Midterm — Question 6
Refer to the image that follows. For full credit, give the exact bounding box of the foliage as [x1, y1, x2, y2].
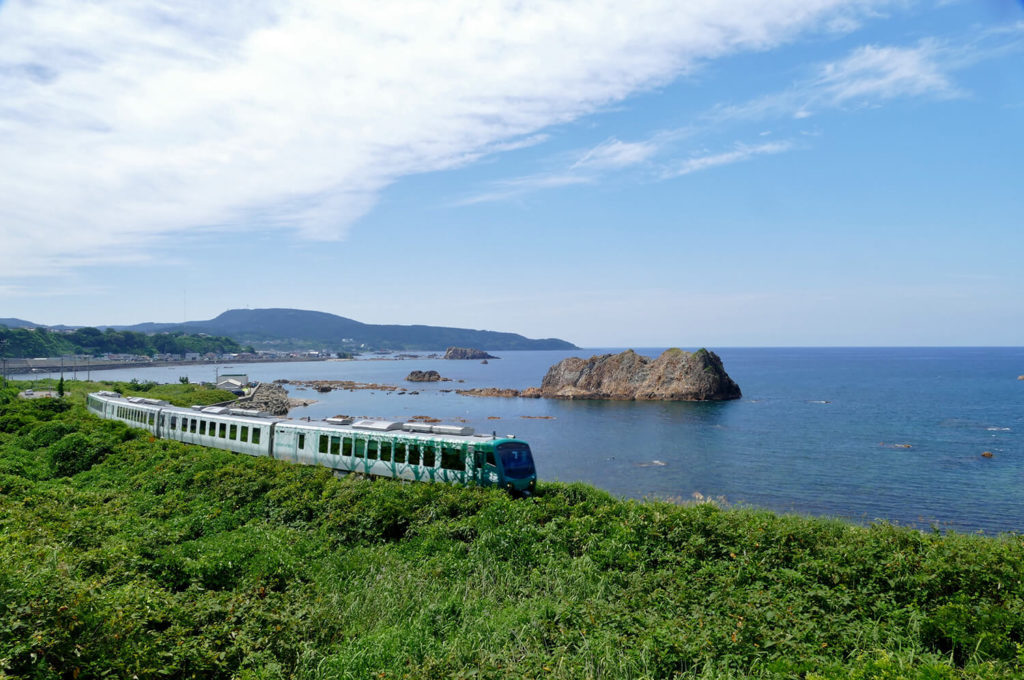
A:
[0, 326, 245, 359]
[1, 393, 1023, 678]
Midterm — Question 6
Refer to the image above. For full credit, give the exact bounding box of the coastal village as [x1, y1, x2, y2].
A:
[2, 348, 339, 376]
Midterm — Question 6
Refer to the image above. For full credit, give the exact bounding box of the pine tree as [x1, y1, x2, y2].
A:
[57, 375, 65, 397]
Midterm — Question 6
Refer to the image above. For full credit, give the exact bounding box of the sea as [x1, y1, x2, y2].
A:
[20, 347, 1024, 534]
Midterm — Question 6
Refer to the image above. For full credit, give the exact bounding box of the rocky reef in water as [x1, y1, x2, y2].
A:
[406, 370, 449, 382]
[536, 348, 741, 401]
[444, 347, 498, 360]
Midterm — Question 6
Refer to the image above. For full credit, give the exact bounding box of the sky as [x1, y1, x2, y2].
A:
[1, 0, 1022, 347]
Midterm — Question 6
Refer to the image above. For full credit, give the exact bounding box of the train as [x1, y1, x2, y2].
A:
[86, 390, 537, 494]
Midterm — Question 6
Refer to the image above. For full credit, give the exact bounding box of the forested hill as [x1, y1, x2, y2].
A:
[0, 326, 246, 358]
[110, 308, 577, 351]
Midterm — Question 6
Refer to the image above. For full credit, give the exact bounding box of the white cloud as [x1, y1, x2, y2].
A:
[816, 41, 958, 104]
[572, 138, 660, 170]
[664, 141, 793, 177]
[714, 38, 970, 122]
[0, 0, 895, 277]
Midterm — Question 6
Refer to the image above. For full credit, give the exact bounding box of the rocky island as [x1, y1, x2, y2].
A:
[444, 347, 498, 360]
[406, 370, 449, 382]
[536, 348, 741, 401]
[457, 348, 741, 401]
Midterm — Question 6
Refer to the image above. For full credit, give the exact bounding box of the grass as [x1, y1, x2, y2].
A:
[0, 381, 1022, 678]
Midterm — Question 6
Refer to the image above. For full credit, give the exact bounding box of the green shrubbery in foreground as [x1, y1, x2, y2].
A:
[1, 384, 1023, 679]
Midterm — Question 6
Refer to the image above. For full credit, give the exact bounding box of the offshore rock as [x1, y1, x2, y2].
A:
[538, 348, 741, 401]
[444, 347, 498, 360]
[406, 370, 443, 382]
[455, 387, 522, 398]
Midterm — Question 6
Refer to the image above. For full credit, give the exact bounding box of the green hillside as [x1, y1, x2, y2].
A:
[0, 326, 247, 359]
[1, 382, 1022, 678]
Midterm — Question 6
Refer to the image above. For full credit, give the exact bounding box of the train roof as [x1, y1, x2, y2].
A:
[89, 392, 520, 445]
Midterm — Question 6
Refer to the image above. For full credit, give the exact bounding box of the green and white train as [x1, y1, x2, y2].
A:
[87, 391, 537, 494]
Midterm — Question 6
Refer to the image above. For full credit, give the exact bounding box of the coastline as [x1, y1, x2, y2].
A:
[4, 355, 336, 377]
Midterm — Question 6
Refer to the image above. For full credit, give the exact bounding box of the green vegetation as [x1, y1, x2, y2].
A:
[0, 325, 249, 359]
[1, 383, 1022, 679]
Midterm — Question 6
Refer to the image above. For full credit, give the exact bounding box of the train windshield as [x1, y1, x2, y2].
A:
[497, 443, 535, 479]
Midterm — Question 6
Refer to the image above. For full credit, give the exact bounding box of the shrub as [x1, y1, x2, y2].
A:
[49, 432, 111, 477]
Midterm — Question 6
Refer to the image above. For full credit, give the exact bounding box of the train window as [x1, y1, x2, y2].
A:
[341, 437, 352, 457]
[422, 446, 436, 467]
[393, 442, 406, 464]
[252, 428, 261, 445]
[330, 436, 340, 455]
[170, 416, 178, 430]
[298, 433, 305, 450]
[353, 439, 364, 458]
[440, 447, 462, 471]
[189, 419, 196, 433]
[199, 420, 206, 435]
[229, 425, 237, 440]
[149, 413, 156, 426]
[219, 422, 227, 438]
[380, 442, 392, 462]
[319, 435, 328, 454]
[240, 425, 249, 442]
[486, 451, 496, 466]
[366, 440, 378, 460]
[407, 444, 420, 466]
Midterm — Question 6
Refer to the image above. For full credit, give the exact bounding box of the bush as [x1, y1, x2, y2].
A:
[49, 432, 109, 477]
[29, 420, 78, 449]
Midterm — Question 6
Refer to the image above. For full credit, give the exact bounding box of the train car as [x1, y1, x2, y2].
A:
[86, 391, 537, 494]
[86, 392, 163, 437]
[158, 404, 282, 458]
[271, 418, 537, 493]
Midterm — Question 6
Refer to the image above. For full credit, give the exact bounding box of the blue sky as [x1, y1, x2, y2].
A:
[1, 0, 1022, 346]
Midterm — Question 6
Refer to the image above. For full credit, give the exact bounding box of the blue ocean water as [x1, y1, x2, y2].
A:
[33, 347, 1024, 534]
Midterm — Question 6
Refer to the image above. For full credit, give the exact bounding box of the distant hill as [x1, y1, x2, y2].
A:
[108, 308, 576, 351]
[0, 318, 41, 329]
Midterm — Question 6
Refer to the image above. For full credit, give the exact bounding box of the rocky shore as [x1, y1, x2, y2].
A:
[231, 383, 293, 415]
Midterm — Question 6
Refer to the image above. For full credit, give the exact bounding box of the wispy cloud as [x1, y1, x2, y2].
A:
[454, 174, 593, 206]
[663, 141, 794, 178]
[0, 0, 899, 278]
[815, 41, 958, 104]
[571, 138, 660, 170]
[712, 28, 1024, 123]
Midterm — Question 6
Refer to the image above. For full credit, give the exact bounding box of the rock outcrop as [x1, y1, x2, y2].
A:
[536, 348, 741, 401]
[444, 347, 498, 360]
[238, 383, 292, 415]
[406, 370, 442, 382]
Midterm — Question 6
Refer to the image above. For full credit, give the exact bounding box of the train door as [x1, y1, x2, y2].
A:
[273, 427, 297, 462]
[481, 448, 500, 487]
[469, 446, 483, 485]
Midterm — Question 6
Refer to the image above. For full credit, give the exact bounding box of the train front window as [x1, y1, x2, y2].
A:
[497, 443, 535, 479]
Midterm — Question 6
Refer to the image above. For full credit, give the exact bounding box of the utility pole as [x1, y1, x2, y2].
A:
[0, 338, 7, 387]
